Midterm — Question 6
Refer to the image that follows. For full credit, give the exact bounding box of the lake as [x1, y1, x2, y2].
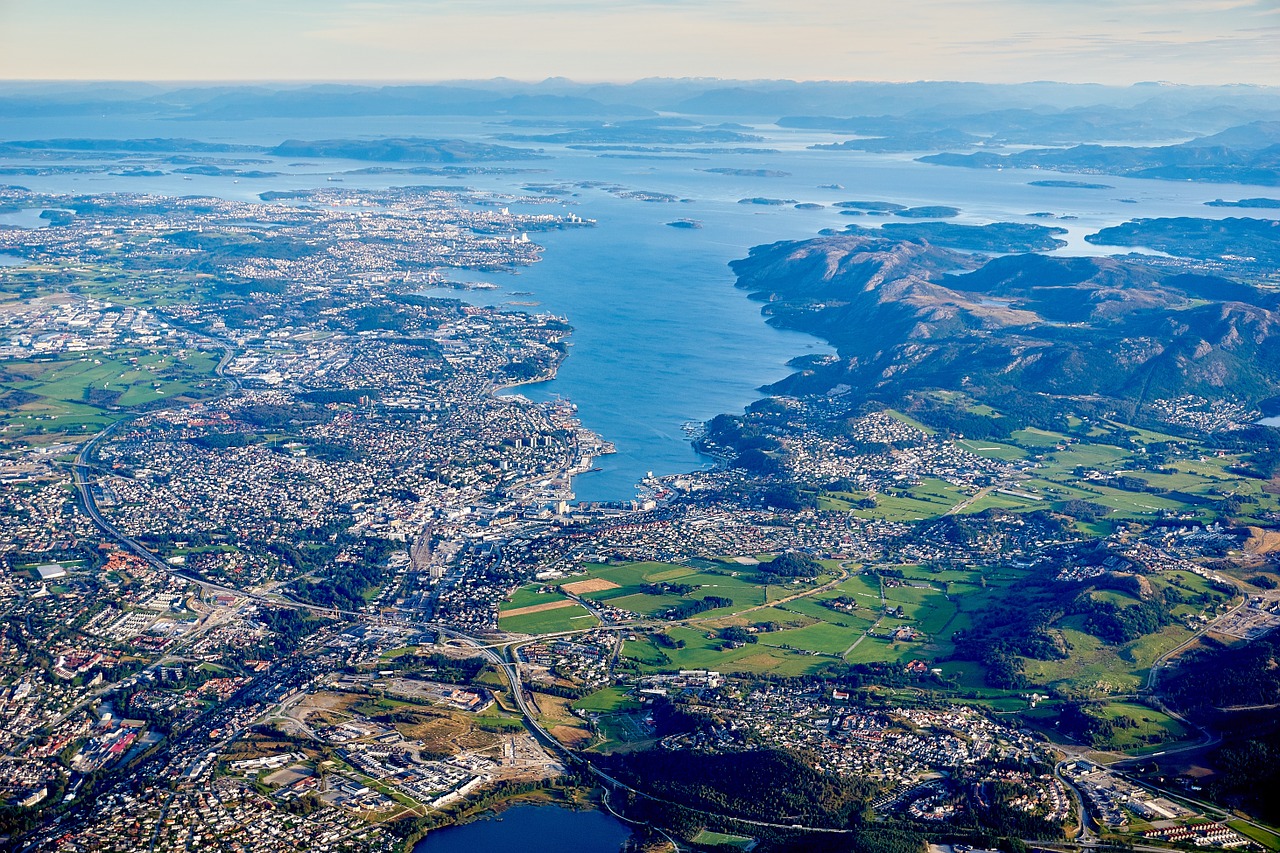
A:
[411, 804, 631, 853]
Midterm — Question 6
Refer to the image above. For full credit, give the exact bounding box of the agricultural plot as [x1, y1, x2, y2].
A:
[573, 561, 696, 590]
[621, 628, 833, 677]
[773, 596, 875, 629]
[600, 592, 688, 617]
[956, 439, 1027, 461]
[501, 584, 569, 611]
[6, 350, 216, 407]
[498, 603, 598, 635]
[841, 478, 972, 522]
[762, 621, 862, 655]
[571, 686, 638, 714]
[842, 636, 917, 665]
[1010, 427, 1069, 447]
[564, 562, 772, 619]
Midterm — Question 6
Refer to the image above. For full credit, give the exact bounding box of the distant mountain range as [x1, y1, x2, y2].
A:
[919, 121, 1280, 185]
[1, 79, 1277, 149]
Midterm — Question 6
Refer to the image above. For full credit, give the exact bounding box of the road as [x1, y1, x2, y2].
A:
[436, 627, 859, 836]
[1145, 598, 1246, 693]
[1054, 760, 1094, 842]
[841, 573, 886, 658]
[945, 484, 996, 516]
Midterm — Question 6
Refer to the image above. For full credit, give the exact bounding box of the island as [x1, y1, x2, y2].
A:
[1206, 197, 1280, 208]
[1084, 216, 1280, 265]
[1028, 179, 1114, 189]
[895, 205, 960, 218]
[700, 167, 791, 177]
[842, 220, 1068, 252]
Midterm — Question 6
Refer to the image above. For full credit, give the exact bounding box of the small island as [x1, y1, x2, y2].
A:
[666, 218, 703, 229]
[738, 197, 796, 205]
[1028, 179, 1114, 189]
[701, 167, 791, 177]
[896, 205, 960, 218]
[794, 202, 825, 210]
[1206, 197, 1280, 208]
[834, 200, 907, 211]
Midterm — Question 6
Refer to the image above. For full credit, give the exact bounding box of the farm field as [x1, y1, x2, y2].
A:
[0, 347, 220, 436]
[504, 552, 1229, 723]
[498, 603, 598, 635]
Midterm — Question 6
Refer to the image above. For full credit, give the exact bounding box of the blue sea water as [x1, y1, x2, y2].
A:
[1, 113, 1271, 499]
[410, 804, 630, 853]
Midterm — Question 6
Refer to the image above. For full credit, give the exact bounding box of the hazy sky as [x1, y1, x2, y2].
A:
[1, 0, 1277, 85]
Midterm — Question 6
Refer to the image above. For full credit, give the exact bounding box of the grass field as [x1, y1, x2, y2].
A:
[561, 562, 772, 619]
[957, 439, 1027, 461]
[498, 604, 598, 635]
[1093, 700, 1190, 749]
[572, 686, 638, 714]
[764, 621, 862, 655]
[500, 584, 569, 611]
[622, 628, 833, 677]
[835, 477, 972, 522]
[1022, 620, 1195, 695]
[691, 830, 756, 849]
[590, 712, 654, 752]
[0, 348, 220, 437]
[1228, 820, 1280, 851]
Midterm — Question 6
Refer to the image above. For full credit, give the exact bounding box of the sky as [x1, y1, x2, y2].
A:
[0, 0, 1277, 86]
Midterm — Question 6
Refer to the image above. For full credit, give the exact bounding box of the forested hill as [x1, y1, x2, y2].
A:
[730, 229, 1280, 408]
[598, 747, 879, 828]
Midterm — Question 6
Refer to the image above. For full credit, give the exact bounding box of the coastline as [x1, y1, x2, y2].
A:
[400, 786, 618, 852]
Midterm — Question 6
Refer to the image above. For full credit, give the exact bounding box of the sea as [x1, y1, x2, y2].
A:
[1, 113, 1272, 500]
[409, 803, 631, 853]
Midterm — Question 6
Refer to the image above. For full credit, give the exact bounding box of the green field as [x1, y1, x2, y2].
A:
[1228, 820, 1280, 851]
[572, 686, 638, 714]
[563, 562, 772, 619]
[501, 584, 568, 611]
[691, 830, 756, 849]
[957, 439, 1027, 461]
[1022, 619, 1196, 695]
[764, 621, 863, 655]
[498, 604, 598, 635]
[0, 348, 220, 437]
[1093, 701, 1190, 750]
[622, 627, 835, 677]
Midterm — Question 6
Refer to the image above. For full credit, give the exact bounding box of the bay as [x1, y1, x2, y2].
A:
[0, 208, 50, 229]
[411, 804, 630, 853]
[1, 113, 1273, 499]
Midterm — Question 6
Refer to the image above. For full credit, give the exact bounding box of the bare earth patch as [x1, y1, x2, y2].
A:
[502, 599, 579, 618]
[561, 578, 621, 595]
[549, 725, 593, 748]
[1244, 525, 1280, 556]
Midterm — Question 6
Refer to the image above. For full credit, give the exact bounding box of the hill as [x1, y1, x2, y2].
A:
[730, 231, 1280, 407]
